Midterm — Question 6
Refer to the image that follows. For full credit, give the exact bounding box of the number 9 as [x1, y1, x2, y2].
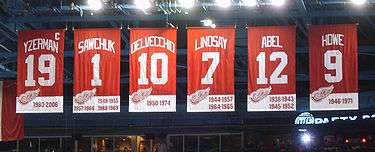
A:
[324, 50, 343, 83]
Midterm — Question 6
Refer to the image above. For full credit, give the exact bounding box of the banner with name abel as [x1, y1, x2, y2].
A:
[248, 26, 296, 111]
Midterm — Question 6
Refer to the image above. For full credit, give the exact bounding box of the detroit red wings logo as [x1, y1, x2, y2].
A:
[311, 85, 334, 102]
[190, 87, 210, 105]
[74, 88, 96, 105]
[131, 87, 152, 103]
[18, 89, 40, 105]
[249, 86, 272, 103]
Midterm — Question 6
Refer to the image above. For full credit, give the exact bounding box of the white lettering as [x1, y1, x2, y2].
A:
[195, 36, 228, 51]
[261, 36, 283, 48]
[24, 38, 59, 53]
[78, 38, 115, 54]
[130, 36, 175, 54]
[321, 33, 344, 47]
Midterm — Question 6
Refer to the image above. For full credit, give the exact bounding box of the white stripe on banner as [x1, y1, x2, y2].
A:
[16, 96, 63, 113]
[0, 81, 3, 141]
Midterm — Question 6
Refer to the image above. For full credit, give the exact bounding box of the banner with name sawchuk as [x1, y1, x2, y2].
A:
[17, 29, 64, 113]
[73, 28, 121, 113]
[309, 24, 358, 111]
[129, 28, 176, 112]
[187, 27, 235, 112]
[247, 26, 296, 111]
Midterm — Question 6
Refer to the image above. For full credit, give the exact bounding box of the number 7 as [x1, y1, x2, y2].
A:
[201, 52, 220, 85]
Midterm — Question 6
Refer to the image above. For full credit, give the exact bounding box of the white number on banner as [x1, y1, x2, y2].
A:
[256, 52, 288, 84]
[91, 54, 102, 86]
[138, 53, 168, 85]
[25, 54, 56, 86]
[324, 50, 343, 83]
[201, 52, 220, 84]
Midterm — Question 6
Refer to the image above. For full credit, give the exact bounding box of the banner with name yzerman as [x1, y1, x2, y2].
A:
[73, 28, 121, 113]
[187, 27, 235, 112]
[309, 24, 358, 111]
[247, 26, 296, 111]
[17, 29, 64, 113]
[129, 28, 176, 112]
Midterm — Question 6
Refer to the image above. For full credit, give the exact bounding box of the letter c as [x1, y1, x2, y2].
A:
[55, 33, 60, 40]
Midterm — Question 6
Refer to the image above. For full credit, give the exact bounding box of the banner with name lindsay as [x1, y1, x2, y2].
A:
[17, 29, 64, 113]
[247, 26, 296, 111]
[129, 28, 177, 112]
[309, 24, 358, 111]
[187, 27, 235, 112]
[73, 28, 121, 113]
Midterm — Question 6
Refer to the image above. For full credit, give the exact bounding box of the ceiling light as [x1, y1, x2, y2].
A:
[134, 0, 151, 10]
[351, 0, 367, 5]
[301, 133, 311, 144]
[241, 0, 257, 7]
[201, 19, 216, 28]
[270, 0, 285, 7]
[87, 0, 102, 10]
[361, 138, 367, 143]
[179, 0, 195, 9]
[215, 0, 231, 8]
[201, 19, 213, 26]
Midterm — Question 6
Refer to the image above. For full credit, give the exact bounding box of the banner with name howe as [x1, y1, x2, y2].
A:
[309, 24, 358, 111]
[73, 28, 121, 113]
[247, 26, 296, 111]
[187, 27, 235, 112]
[129, 28, 177, 112]
[17, 29, 64, 113]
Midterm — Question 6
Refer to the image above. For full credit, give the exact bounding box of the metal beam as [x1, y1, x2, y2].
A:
[12, 9, 375, 23]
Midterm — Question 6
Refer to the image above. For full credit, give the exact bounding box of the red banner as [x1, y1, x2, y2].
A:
[187, 27, 235, 112]
[247, 26, 296, 111]
[129, 28, 176, 112]
[309, 24, 358, 110]
[17, 29, 64, 113]
[73, 28, 121, 113]
[1, 81, 24, 141]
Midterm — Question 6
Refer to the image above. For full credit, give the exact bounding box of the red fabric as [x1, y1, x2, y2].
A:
[73, 28, 121, 113]
[17, 30, 64, 98]
[248, 26, 296, 95]
[129, 28, 177, 95]
[187, 27, 235, 95]
[73, 28, 121, 96]
[2, 81, 24, 141]
[309, 24, 358, 93]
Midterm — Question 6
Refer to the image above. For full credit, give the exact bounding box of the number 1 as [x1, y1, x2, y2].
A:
[91, 54, 102, 86]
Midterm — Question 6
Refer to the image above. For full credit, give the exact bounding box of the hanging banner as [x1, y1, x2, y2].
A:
[187, 27, 235, 112]
[247, 26, 296, 111]
[129, 28, 177, 112]
[73, 28, 121, 113]
[17, 29, 64, 113]
[0, 81, 24, 141]
[309, 24, 358, 111]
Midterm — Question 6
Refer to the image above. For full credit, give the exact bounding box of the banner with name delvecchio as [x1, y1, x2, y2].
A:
[309, 24, 358, 111]
[17, 29, 64, 113]
[187, 27, 235, 112]
[73, 28, 121, 113]
[248, 26, 296, 111]
[129, 28, 176, 112]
